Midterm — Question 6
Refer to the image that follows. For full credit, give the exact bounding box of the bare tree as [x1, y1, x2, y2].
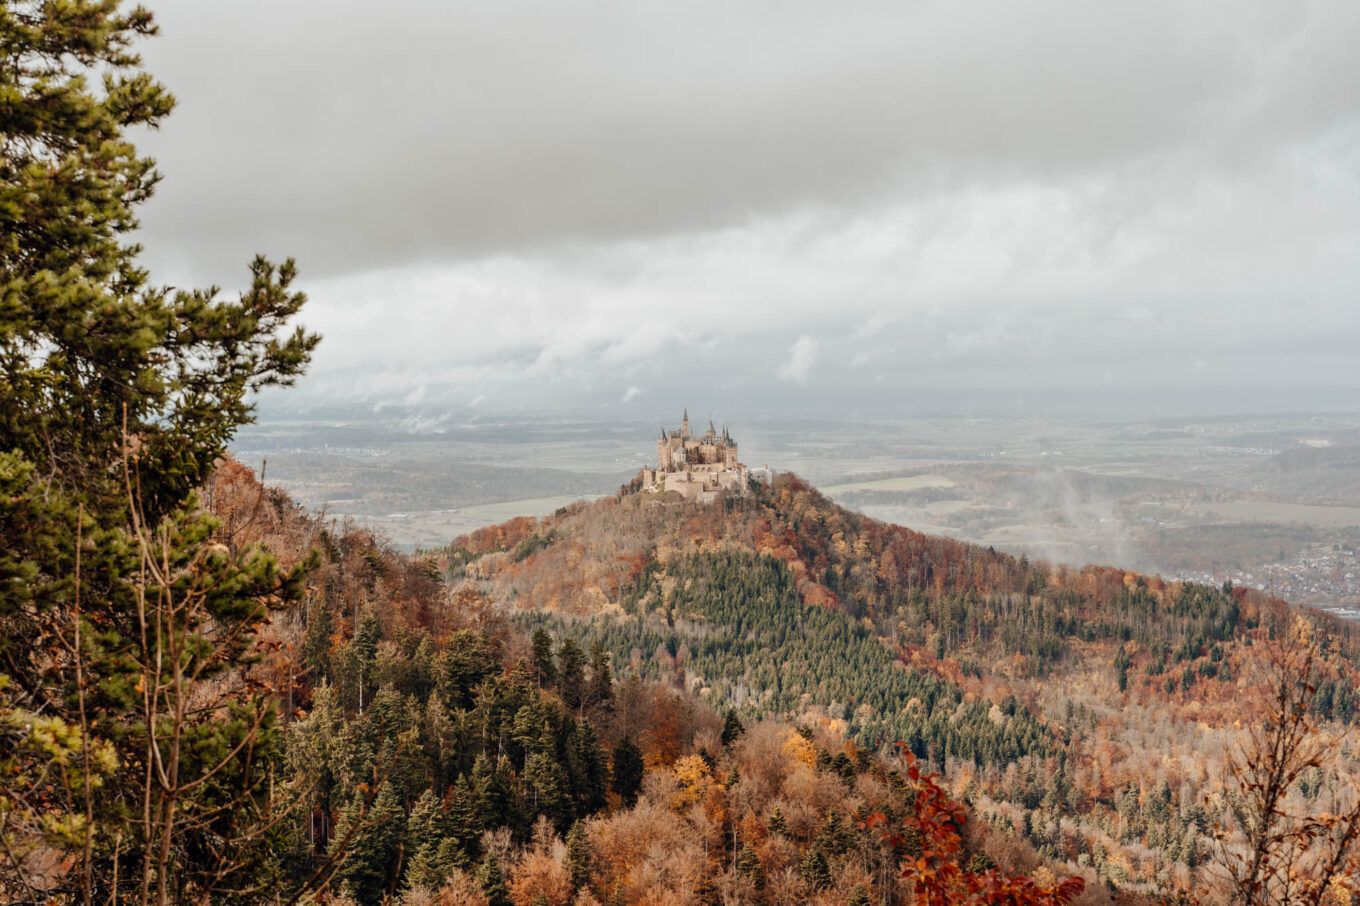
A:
[1214, 615, 1360, 905]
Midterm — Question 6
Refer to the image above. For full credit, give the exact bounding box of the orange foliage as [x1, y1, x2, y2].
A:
[871, 750, 1084, 906]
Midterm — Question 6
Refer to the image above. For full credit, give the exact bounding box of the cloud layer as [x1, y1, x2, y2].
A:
[135, 1, 1360, 414]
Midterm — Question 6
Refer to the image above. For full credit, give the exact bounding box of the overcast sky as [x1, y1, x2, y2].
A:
[135, 1, 1360, 418]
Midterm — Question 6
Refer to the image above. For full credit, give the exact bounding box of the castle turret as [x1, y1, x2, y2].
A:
[681, 409, 690, 438]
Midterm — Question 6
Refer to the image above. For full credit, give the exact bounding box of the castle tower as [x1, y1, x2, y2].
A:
[681, 409, 690, 438]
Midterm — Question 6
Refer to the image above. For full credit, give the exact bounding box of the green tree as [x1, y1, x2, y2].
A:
[0, 2, 318, 901]
[588, 639, 613, 707]
[799, 846, 831, 890]
[610, 735, 645, 807]
[557, 638, 587, 709]
[446, 775, 483, 860]
[1114, 645, 1131, 693]
[524, 750, 573, 831]
[567, 720, 609, 816]
[720, 708, 744, 747]
[472, 753, 521, 836]
[564, 821, 592, 893]
[477, 851, 512, 906]
[331, 783, 406, 904]
[531, 627, 557, 687]
[734, 842, 764, 890]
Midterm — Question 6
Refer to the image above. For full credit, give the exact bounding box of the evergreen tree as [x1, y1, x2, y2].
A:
[768, 806, 788, 835]
[331, 783, 406, 903]
[557, 638, 587, 709]
[815, 812, 856, 857]
[472, 753, 520, 835]
[524, 750, 573, 831]
[610, 735, 645, 807]
[567, 720, 609, 816]
[588, 639, 614, 707]
[0, 2, 317, 898]
[352, 608, 383, 713]
[446, 775, 483, 860]
[720, 709, 745, 747]
[799, 846, 831, 890]
[477, 851, 512, 906]
[406, 788, 445, 859]
[438, 629, 500, 709]
[1115, 645, 1131, 693]
[734, 842, 765, 890]
[847, 886, 872, 906]
[531, 627, 557, 687]
[404, 787, 466, 892]
[565, 821, 593, 893]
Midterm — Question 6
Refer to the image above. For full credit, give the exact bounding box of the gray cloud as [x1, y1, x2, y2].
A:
[133, 0, 1360, 414]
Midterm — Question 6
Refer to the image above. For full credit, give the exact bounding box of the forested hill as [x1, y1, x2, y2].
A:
[444, 472, 1360, 897]
[189, 461, 1097, 905]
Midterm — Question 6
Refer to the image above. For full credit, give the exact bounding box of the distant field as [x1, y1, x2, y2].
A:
[453, 495, 601, 523]
[1186, 500, 1360, 528]
[362, 494, 603, 551]
[822, 474, 956, 494]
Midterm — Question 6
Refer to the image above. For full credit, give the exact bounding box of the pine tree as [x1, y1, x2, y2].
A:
[564, 821, 593, 893]
[588, 639, 613, 707]
[799, 846, 831, 890]
[720, 709, 745, 747]
[567, 720, 609, 816]
[0, 3, 318, 899]
[472, 753, 520, 835]
[331, 783, 406, 903]
[815, 812, 856, 857]
[446, 775, 482, 856]
[610, 736, 645, 807]
[768, 806, 788, 835]
[557, 638, 587, 709]
[734, 842, 765, 890]
[477, 851, 512, 906]
[524, 750, 573, 831]
[847, 885, 872, 906]
[532, 627, 557, 687]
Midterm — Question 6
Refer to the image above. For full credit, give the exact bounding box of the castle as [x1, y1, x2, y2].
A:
[640, 410, 750, 502]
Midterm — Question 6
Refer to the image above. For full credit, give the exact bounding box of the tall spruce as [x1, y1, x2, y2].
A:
[610, 735, 645, 807]
[564, 821, 592, 894]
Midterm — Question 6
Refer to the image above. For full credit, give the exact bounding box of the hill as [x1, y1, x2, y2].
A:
[444, 473, 1360, 898]
[194, 461, 1097, 905]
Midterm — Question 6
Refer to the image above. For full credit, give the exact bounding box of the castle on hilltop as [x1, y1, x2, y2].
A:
[640, 410, 750, 502]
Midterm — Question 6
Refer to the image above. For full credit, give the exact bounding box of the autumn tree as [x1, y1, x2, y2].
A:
[1212, 616, 1360, 905]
